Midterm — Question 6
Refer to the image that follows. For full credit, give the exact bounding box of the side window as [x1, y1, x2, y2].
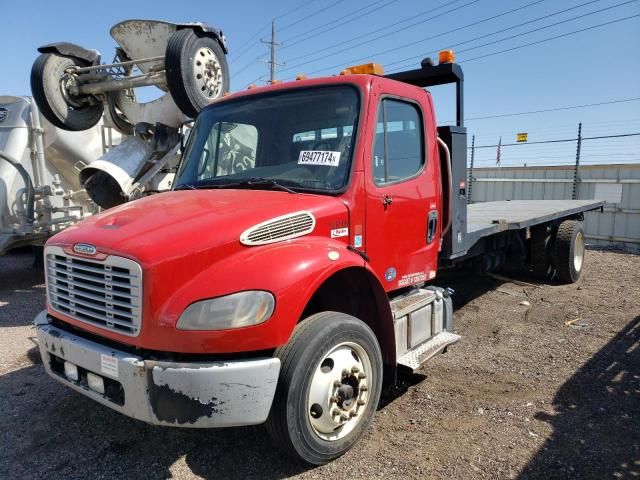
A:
[372, 99, 424, 184]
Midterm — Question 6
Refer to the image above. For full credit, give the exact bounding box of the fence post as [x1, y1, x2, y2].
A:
[572, 122, 582, 200]
[467, 134, 475, 204]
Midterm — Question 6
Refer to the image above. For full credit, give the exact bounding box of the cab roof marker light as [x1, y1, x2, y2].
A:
[339, 63, 385, 76]
[438, 50, 455, 64]
[296, 74, 308, 80]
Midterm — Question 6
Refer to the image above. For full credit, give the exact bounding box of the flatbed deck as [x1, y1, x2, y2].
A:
[448, 200, 606, 260]
[467, 200, 604, 236]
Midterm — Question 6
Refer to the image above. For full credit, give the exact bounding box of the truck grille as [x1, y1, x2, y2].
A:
[45, 246, 142, 337]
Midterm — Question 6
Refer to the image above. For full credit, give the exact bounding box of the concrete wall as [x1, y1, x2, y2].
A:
[468, 163, 640, 252]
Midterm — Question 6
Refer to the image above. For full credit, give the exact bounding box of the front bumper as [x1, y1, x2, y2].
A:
[35, 311, 280, 428]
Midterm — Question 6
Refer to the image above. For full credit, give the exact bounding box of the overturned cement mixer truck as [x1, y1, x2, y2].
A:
[0, 19, 231, 255]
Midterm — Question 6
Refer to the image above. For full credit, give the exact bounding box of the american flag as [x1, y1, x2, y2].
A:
[496, 136, 502, 166]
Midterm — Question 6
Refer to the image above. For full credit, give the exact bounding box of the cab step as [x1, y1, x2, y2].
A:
[391, 286, 459, 371]
[397, 331, 461, 370]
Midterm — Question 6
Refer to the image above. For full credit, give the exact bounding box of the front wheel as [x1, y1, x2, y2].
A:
[266, 312, 383, 465]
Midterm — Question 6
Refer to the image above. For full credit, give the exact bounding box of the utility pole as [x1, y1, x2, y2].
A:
[259, 19, 284, 83]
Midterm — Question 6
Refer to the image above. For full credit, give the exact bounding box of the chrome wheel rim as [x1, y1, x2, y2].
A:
[574, 231, 585, 272]
[193, 47, 223, 99]
[307, 341, 372, 441]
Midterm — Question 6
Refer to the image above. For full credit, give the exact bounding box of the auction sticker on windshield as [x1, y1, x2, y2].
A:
[298, 150, 341, 166]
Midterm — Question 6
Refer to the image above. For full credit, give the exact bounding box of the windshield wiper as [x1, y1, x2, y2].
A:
[238, 177, 298, 194]
[174, 177, 298, 194]
[173, 183, 197, 190]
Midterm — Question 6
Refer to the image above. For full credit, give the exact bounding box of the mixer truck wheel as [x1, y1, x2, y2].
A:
[165, 29, 229, 118]
[30, 53, 104, 131]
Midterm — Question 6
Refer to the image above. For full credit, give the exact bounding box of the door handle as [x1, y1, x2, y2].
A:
[382, 195, 393, 206]
[427, 210, 438, 244]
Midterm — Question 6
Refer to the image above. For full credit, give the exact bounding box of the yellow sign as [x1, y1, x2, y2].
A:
[517, 132, 528, 142]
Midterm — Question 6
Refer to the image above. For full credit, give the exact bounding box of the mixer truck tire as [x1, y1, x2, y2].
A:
[165, 29, 229, 118]
[30, 53, 104, 131]
[106, 92, 134, 136]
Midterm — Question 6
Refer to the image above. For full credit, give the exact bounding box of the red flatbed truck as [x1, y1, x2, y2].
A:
[35, 52, 603, 464]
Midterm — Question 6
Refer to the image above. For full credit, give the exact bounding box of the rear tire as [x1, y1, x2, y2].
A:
[552, 220, 585, 283]
[30, 53, 103, 131]
[266, 312, 383, 465]
[165, 29, 229, 118]
[530, 224, 555, 279]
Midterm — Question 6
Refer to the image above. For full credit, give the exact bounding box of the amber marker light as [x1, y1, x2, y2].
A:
[438, 50, 455, 64]
[339, 63, 385, 76]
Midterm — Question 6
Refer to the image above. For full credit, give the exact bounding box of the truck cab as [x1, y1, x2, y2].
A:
[35, 56, 597, 465]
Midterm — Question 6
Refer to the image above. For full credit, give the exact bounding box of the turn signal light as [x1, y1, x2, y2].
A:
[438, 50, 455, 64]
[339, 63, 385, 76]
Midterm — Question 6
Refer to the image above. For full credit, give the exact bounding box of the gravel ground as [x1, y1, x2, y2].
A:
[0, 249, 638, 479]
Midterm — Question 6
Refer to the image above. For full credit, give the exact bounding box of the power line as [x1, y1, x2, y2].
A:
[280, 0, 483, 74]
[233, 0, 350, 76]
[281, 0, 396, 46]
[472, 132, 640, 149]
[458, 12, 640, 65]
[279, 0, 347, 32]
[230, 0, 331, 64]
[281, 0, 468, 60]
[292, 0, 612, 76]
[443, 97, 640, 123]
[386, 0, 638, 72]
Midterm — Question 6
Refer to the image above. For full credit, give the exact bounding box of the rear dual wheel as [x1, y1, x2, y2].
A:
[530, 220, 585, 283]
[266, 312, 383, 465]
[552, 220, 585, 283]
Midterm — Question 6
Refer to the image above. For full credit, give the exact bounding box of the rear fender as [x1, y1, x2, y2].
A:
[37, 42, 101, 64]
[176, 23, 228, 53]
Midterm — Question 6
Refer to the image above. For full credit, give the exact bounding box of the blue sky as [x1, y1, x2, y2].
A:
[1, 0, 639, 166]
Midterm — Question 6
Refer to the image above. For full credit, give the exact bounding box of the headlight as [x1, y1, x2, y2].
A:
[176, 291, 275, 331]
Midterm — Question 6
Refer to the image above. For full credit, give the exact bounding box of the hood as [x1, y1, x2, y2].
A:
[48, 189, 349, 267]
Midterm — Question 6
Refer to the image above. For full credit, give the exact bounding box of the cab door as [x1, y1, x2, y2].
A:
[364, 94, 441, 292]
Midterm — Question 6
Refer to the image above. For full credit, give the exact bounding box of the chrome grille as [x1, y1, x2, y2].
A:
[45, 246, 142, 336]
[240, 211, 315, 246]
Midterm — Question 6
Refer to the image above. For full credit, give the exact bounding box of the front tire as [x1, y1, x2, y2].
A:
[165, 29, 229, 118]
[266, 312, 383, 465]
[30, 53, 103, 131]
[552, 220, 585, 283]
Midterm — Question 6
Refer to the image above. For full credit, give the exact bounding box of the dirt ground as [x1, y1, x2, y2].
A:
[0, 249, 638, 479]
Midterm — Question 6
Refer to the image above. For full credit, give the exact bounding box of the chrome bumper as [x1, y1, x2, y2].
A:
[35, 311, 280, 428]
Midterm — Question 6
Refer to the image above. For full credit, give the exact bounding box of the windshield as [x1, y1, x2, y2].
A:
[175, 85, 360, 192]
